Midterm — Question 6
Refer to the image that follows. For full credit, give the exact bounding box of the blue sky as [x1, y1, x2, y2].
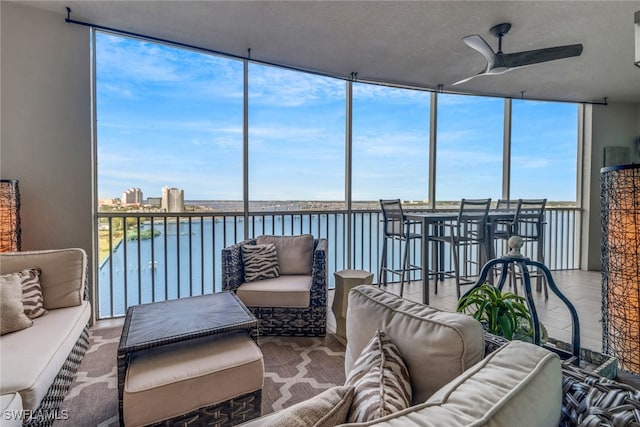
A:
[96, 32, 578, 202]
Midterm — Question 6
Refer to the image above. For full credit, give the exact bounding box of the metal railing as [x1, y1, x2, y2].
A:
[96, 207, 580, 319]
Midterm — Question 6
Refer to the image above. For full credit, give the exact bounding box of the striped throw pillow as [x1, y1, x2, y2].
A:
[15, 268, 48, 319]
[242, 243, 280, 282]
[345, 329, 412, 423]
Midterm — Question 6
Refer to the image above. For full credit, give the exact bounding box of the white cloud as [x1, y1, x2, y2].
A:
[249, 64, 345, 107]
[438, 93, 499, 107]
[436, 129, 474, 144]
[512, 156, 550, 169]
[96, 31, 243, 100]
[437, 148, 502, 166]
[355, 132, 428, 157]
[352, 83, 429, 103]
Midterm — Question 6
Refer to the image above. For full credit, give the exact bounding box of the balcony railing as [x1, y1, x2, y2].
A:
[96, 207, 581, 319]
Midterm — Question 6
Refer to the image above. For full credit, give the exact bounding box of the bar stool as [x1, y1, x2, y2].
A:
[494, 198, 548, 298]
[378, 199, 422, 297]
[429, 198, 491, 298]
[493, 199, 519, 241]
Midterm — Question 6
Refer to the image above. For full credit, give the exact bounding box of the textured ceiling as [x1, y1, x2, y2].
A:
[21, 0, 640, 103]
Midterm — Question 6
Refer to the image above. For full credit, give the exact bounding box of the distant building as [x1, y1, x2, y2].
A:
[98, 198, 120, 207]
[146, 197, 161, 207]
[122, 188, 143, 206]
[161, 186, 184, 212]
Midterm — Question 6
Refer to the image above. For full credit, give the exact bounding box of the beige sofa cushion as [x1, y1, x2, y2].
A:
[0, 301, 91, 410]
[0, 249, 86, 309]
[256, 235, 314, 275]
[236, 275, 312, 308]
[124, 331, 264, 427]
[346, 286, 484, 403]
[337, 340, 562, 427]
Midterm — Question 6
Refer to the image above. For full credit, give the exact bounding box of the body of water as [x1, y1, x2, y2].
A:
[99, 214, 360, 317]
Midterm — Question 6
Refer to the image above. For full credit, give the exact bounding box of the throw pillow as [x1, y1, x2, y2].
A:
[16, 268, 48, 319]
[256, 234, 314, 275]
[262, 385, 355, 427]
[242, 243, 280, 282]
[1, 274, 34, 335]
[345, 329, 412, 423]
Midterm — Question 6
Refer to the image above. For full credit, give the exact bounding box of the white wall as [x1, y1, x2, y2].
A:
[581, 101, 640, 270]
[1, 2, 93, 304]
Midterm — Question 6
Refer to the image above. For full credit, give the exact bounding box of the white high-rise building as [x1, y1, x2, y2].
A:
[161, 186, 184, 212]
[122, 188, 143, 206]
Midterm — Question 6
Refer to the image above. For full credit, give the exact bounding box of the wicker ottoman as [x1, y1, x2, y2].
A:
[123, 331, 263, 427]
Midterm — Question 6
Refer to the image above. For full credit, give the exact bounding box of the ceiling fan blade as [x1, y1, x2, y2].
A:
[451, 70, 486, 86]
[501, 44, 583, 68]
[462, 35, 496, 70]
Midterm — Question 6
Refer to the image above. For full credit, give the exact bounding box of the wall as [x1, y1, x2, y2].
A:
[1, 2, 94, 309]
[581, 101, 640, 271]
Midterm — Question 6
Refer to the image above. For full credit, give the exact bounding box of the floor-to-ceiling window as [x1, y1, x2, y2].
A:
[95, 32, 244, 316]
[352, 84, 430, 207]
[436, 94, 504, 206]
[96, 32, 244, 205]
[511, 100, 579, 204]
[351, 83, 430, 274]
[247, 63, 346, 212]
[247, 63, 346, 271]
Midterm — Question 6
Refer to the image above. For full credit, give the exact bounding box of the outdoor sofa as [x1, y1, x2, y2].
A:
[1, 249, 91, 427]
[241, 285, 640, 426]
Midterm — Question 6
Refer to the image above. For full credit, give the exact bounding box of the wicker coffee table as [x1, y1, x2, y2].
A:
[117, 291, 258, 425]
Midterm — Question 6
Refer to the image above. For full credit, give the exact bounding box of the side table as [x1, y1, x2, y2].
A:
[333, 269, 374, 339]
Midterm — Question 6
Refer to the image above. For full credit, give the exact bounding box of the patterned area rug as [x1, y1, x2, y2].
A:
[52, 326, 346, 426]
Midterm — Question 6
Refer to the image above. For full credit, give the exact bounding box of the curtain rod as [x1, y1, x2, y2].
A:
[64, 7, 607, 106]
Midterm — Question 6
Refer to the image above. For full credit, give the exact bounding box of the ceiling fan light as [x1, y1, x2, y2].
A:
[635, 11, 640, 68]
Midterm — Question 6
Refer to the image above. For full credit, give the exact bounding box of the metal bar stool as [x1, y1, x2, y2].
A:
[430, 198, 492, 299]
[494, 198, 548, 298]
[378, 199, 422, 297]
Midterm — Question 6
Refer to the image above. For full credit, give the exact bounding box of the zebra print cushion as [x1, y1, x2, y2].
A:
[1, 268, 48, 319]
[17, 268, 48, 319]
[242, 243, 280, 282]
[345, 329, 412, 423]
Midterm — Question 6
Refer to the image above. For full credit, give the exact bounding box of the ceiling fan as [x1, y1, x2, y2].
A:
[452, 23, 583, 86]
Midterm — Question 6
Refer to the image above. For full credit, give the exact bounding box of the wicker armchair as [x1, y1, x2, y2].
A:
[222, 237, 327, 337]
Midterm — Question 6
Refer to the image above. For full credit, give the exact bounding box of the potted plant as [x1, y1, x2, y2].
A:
[456, 283, 544, 342]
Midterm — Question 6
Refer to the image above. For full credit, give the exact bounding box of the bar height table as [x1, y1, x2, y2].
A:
[406, 210, 516, 305]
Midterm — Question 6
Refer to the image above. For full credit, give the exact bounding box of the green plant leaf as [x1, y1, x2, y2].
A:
[455, 282, 534, 340]
[498, 315, 514, 340]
